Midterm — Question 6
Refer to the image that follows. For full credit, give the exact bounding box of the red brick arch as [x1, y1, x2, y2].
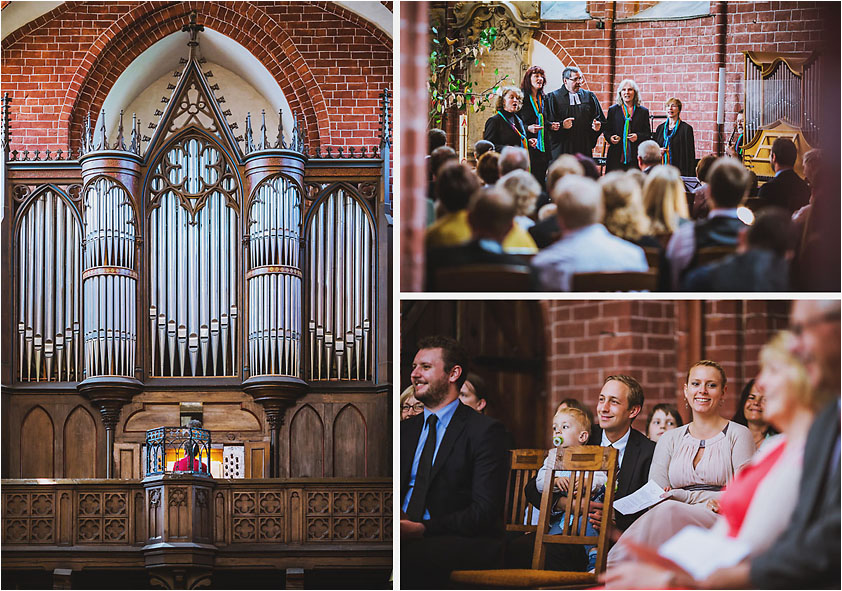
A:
[63, 2, 335, 152]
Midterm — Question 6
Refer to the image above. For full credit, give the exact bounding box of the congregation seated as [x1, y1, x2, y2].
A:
[427, 145, 458, 224]
[425, 186, 532, 291]
[498, 168, 541, 231]
[636, 139, 661, 175]
[528, 155, 584, 248]
[531, 175, 648, 291]
[477, 150, 501, 186]
[690, 154, 717, 219]
[756, 137, 810, 215]
[642, 164, 690, 247]
[682, 207, 794, 291]
[666, 158, 750, 289]
[474, 139, 494, 161]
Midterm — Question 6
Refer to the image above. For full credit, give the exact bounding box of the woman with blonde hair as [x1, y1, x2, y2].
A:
[642, 165, 689, 240]
[603, 79, 651, 172]
[497, 168, 541, 229]
[483, 86, 530, 153]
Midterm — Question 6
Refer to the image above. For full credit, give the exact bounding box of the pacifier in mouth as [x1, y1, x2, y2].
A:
[553, 435, 563, 447]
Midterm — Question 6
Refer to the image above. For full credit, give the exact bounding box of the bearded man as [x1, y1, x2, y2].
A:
[399, 335, 509, 589]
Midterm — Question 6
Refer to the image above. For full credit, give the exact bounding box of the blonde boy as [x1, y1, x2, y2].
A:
[536, 407, 603, 493]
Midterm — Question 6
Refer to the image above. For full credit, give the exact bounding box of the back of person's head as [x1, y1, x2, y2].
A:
[428, 128, 447, 153]
[574, 154, 601, 180]
[476, 151, 501, 185]
[695, 154, 718, 182]
[499, 146, 530, 175]
[430, 145, 458, 178]
[497, 169, 541, 217]
[802, 148, 823, 188]
[467, 186, 516, 242]
[546, 154, 584, 194]
[600, 171, 649, 242]
[747, 207, 795, 258]
[417, 335, 469, 388]
[642, 165, 689, 234]
[638, 140, 662, 167]
[553, 175, 603, 231]
[771, 137, 798, 169]
[537, 203, 557, 221]
[707, 158, 750, 209]
[626, 168, 646, 189]
[435, 162, 480, 213]
[474, 139, 494, 160]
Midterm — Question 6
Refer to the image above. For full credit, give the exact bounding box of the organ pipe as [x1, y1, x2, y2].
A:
[307, 188, 374, 381]
[17, 189, 82, 382]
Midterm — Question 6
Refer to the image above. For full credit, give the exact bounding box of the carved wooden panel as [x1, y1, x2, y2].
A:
[115, 443, 141, 479]
[332, 404, 367, 477]
[230, 490, 284, 543]
[20, 406, 54, 478]
[147, 487, 163, 541]
[304, 489, 390, 543]
[289, 405, 324, 477]
[167, 486, 189, 539]
[2, 492, 55, 544]
[244, 442, 268, 478]
[64, 406, 97, 478]
[76, 491, 128, 544]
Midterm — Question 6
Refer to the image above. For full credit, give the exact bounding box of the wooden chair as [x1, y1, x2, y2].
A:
[435, 264, 532, 292]
[504, 449, 545, 536]
[571, 270, 658, 292]
[450, 446, 619, 589]
[642, 246, 660, 270]
[696, 245, 736, 266]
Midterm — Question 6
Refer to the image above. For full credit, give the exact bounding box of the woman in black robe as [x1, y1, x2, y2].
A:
[483, 86, 530, 154]
[654, 97, 696, 177]
[603, 79, 651, 172]
[518, 66, 550, 188]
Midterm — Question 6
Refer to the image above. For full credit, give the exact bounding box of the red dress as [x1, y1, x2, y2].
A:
[173, 457, 207, 472]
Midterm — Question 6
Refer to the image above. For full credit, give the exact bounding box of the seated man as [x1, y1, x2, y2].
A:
[401, 336, 509, 589]
[757, 137, 810, 214]
[666, 158, 750, 289]
[637, 140, 661, 174]
[425, 187, 531, 291]
[682, 207, 794, 291]
[531, 175, 648, 291]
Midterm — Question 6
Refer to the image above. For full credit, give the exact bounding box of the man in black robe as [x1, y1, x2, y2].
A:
[546, 67, 605, 161]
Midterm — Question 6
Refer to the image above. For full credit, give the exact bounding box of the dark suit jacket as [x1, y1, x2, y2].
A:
[425, 240, 530, 291]
[603, 104, 651, 172]
[400, 402, 509, 537]
[749, 399, 840, 589]
[525, 426, 655, 532]
[757, 168, 811, 214]
[483, 111, 528, 153]
[546, 87, 605, 160]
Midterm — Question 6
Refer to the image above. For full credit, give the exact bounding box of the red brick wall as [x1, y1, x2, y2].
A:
[543, 300, 790, 431]
[1, 1, 391, 153]
[535, 1, 828, 156]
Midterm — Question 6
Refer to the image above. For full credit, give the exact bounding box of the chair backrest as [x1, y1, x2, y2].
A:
[696, 245, 737, 266]
[532, 445, 619, 574]
[504, 448, 546, 534]
[641, 246, 660, 269]
[571, 270, 658, 292]
[436, 264, 532, 292]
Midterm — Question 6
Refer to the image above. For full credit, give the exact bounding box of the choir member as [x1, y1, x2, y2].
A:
[654, 97, 696, 177]
[519, 66, 551, 188]
[603, 79, 651, 172]
[483, 86, 531, 154]
[546, 66, 604, 160]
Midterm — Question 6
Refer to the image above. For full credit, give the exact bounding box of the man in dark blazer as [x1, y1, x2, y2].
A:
[757, 137, 811, 214]
[517, 375, 655, 569]
[546, 66, 605, 161]
[400, 336, 509, 588]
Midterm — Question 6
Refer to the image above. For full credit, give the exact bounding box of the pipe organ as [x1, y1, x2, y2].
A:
[83, 177, 137, 377]
[16, 189, 83, 382]
[247, 175, 302, 378]
[307, 186, 375, 381]
[147, 137, 239, 377]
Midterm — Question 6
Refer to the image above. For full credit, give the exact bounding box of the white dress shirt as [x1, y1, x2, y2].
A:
[601, 427, 631, 469]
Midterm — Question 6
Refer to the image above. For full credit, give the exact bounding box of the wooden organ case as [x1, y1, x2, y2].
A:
[741, 51, 819, 179]
[1, 22, 391, 587]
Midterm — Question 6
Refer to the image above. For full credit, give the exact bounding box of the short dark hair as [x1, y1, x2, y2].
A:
[771, 137, 798, 168]
[476, 151, 500, 185]
[435, 162, 480, 212]
[430, 145, 458, 178]
[562, 66, 581, 80]
[747, 207, 795, 257]
[464, 372, 491, 404]
[695, 154, 718, 182]
[604, 375, 645, 418]
[574, 154, 600, 180]
[428, 128, 447, 153]
[707, 158, 750, 208]
[474, 139, 494, 159]
[645, 403, 683, 434]
[467, 186, 516, 240]
[417, 335, 469, 388]
[686, 360, 727, 388]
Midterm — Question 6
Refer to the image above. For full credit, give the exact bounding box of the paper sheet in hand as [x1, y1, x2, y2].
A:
[658, 526, 751, 580]
[613, 480, 667, 515]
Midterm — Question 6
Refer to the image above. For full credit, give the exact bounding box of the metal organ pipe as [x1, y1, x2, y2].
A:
[17, 189, 83, 382]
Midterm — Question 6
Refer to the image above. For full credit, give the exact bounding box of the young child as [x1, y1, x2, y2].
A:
[536, 407, 606, 572]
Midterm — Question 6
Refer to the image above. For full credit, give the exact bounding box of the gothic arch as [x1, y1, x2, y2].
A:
[64, 2, 330, 151]
[63, 405, 97, 478]
[332, 404, 367, 477]
[288, 404, 324, 477]
[20, 406, 55, 477]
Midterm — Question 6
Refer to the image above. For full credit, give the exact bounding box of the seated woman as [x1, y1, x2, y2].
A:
[400, 385, 423, 421]
[603, 331, 820, 588]
[603, 79, 651, 172]
[654, 97, 696, 177]
[498, 169, 541, 230]
[732, 378, 777, 449]
[642, 165, 690, 248]
[606, 360, 755, 566]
